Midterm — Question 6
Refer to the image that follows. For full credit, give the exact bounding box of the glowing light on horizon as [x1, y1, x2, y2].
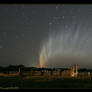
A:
[39, 23, 92, 68]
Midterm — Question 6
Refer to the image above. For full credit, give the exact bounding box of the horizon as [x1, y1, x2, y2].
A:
[0, 64, 92, 70]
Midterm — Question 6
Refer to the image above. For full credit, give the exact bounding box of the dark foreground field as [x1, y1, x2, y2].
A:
[0, 76, 92, 89]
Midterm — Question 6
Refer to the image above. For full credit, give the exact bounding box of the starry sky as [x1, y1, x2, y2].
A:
[0, 4, 92, 68]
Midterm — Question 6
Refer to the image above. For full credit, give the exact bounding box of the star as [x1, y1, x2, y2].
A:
[49, 22, 52, 25]
[56, 6, 59, 10]
[0, 45, 3, 48]
[55, 4, 60, 10]
[62, 16, 65, 19]
[65, 25, 68, 29]
[16, 35, 19, 39]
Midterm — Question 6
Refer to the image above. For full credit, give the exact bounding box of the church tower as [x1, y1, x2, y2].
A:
[75, 64, 78, 77]
[71, 64, 75, 77]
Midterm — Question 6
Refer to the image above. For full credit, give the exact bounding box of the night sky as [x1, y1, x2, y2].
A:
[0, 4, 92, 68]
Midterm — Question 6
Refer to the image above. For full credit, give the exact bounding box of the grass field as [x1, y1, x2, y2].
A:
[0, 76, 92, 89]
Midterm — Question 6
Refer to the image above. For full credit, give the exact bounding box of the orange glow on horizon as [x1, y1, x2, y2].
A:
[40, 58, 45, 68]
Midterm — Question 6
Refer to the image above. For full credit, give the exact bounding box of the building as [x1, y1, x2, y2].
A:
[62, 64, 78, 77]
[0, 68, 20, 77]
